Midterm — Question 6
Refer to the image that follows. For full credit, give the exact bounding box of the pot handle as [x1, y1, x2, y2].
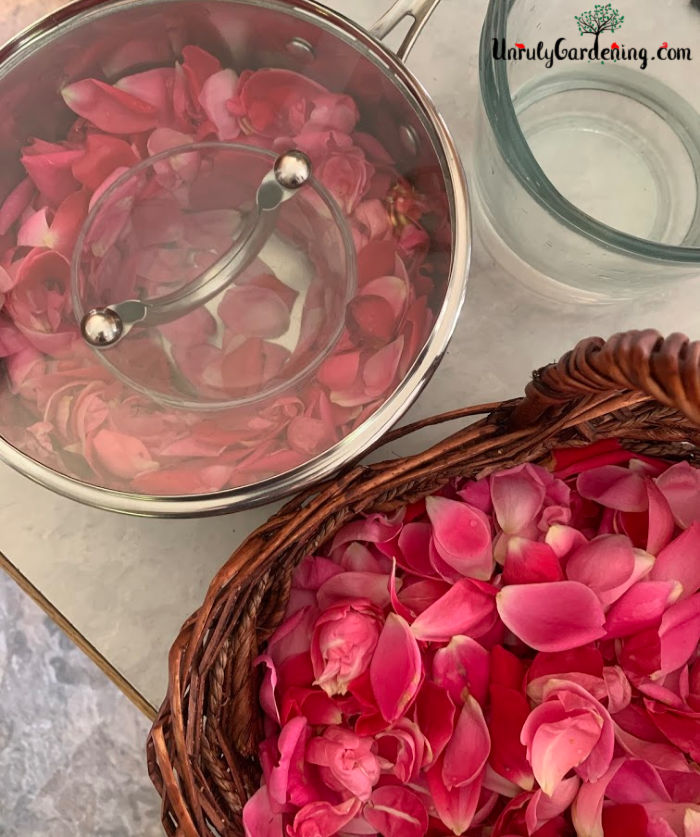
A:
[369, 0, 442, 61]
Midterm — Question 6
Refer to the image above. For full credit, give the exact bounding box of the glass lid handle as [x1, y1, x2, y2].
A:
[80, 150, 312, 349]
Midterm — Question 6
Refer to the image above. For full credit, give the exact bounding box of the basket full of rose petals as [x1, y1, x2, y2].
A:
[148, 330, 700, 837]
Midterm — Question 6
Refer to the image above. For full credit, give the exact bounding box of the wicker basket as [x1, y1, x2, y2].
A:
[146, 329, 700, 837]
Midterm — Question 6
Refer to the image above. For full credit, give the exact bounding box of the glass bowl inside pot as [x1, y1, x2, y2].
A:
[0, 0, 466, 514]
[71, 142, 355, 410]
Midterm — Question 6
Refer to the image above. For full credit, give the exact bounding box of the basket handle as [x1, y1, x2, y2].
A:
[511, 329, 700, 429]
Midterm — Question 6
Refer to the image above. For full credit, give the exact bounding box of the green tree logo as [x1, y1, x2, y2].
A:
[575, 3, 624, 53]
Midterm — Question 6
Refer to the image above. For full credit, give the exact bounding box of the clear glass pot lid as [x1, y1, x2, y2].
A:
[72, 142, 356, 409]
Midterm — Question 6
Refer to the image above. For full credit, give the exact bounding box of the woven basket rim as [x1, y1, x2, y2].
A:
[147, 328, 700, 836]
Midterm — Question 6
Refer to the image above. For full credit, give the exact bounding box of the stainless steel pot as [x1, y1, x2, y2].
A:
[0, 0, 470, 516]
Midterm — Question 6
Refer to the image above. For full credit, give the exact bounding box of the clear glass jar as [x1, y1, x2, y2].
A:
[475, 0, 700, 301]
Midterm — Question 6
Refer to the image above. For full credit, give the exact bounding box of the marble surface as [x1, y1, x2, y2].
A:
[0, 0, 699, 711]
[0, 571, 162, 836]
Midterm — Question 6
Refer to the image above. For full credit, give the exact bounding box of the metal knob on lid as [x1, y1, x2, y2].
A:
[81, 306, 124, 346]
[273, 149, 312, 189]
[80, 150, 312, 350]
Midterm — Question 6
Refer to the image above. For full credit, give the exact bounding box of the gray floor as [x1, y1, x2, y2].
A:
[0, 571, 162, 836]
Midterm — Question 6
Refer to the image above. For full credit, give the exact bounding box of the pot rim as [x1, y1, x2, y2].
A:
[479, 0, 700, 264]
[0, 0, 470, 517]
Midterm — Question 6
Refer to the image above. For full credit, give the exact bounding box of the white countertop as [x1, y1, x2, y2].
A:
[1, 0, 699, 708]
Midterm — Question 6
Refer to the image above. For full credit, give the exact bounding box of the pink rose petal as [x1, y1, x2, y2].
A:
[360, 275, 408, 319]
[280, 686, 341, 727]
[656, 462, 700, 528]
[571, 759, 623, 837]
[179, 44, 221, 93]
[316, 571, 390, 611]
[307, 92, 359, 134]
[267, 605, 316, 667]
[256, 653, 280, 723]
[425, 756, 483, 836]
[644, 803, 696, 837]
[17, 208, 52, 249]
[115, 67, 176, 127]
[566, 534, 654, 607]
[0, 177, 35, 234]
[336, 542, 385, 574]
[457, 478, 493, 514]
[577, 465, 648, 512]
[91, 429, 158, 480]
[426, 496, 493, 580]
[292, 555, 342, 592]
[370, 613, 422, 723]
[432, 635, 490, 707]
[389, 558, 413, 622]
[411, 579, 497, 643]
[287, 416, 336, 457]
[331, 512, 403, 552]
[658, 594, 700, 675]
[603, 666, 632, 714]
[317, 351, 361, 391]
[398, 578, 451, 615]
[268, 716, 310, 807]
[497, 581, 606, 652]
[374, 717, 424, 783]
[685, 809, 700, 837]
[306, 727, 379, 801]
[48, 190, 91, 258]
[645, 701, 700, 762]
[348, 294, 396, 342]
[613, 722, 691, 771]
[545, 524, 588, 559]
[242, 786, 283, 837]
[61, 78, 159, 133]
[442, 695, 491, 789]
[72, 134, 138, 191]
[566, 533, 633, 585]
[362, 336, 404, 397]
[219, 285, 290, 339]
[199, 68, 240, 140]
[525, 775, 580, 835]
[491, 464, 547, 534]
[288, 798, 361, 837]
[605, 758, 671, 804]
[520, 696, 607, 795]
[604, 581, 678, 639]
[0, 318, 29, 354]
[228, 68, 327, 136]
[489, 684, 534, 792]
[414, 680, 455, 767]
[364, 786, 428, 837]
[311, 600, 381, 696]
[651, 522, 700, 601]
[395, 521, 435, 578]
[503, 537, 564, 585]
[21, 143, 82, 206]
[638, 479, 675, 555]
[159, 307, 217, 349]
